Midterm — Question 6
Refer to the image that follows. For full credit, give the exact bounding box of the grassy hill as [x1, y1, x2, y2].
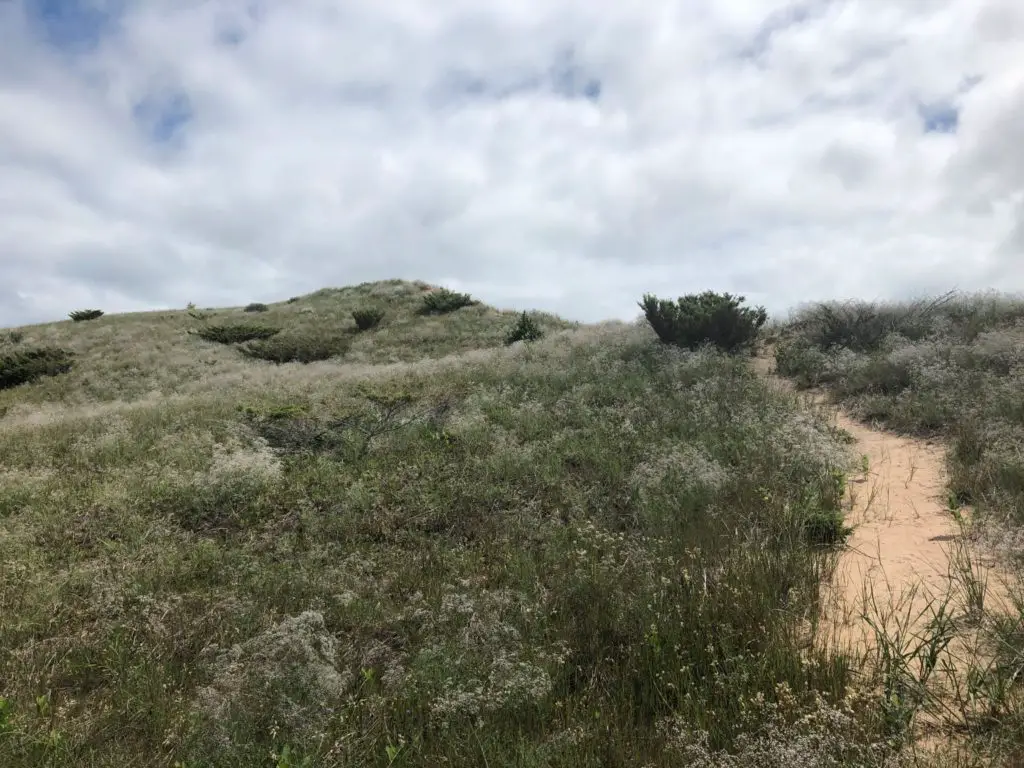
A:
[3, 280, 1011, 766]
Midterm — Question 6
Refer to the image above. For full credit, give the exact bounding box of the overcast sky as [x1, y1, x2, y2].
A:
[2, 0, 1023, 327]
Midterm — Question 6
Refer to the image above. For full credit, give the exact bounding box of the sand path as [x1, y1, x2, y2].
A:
[752, 350, 964, 653]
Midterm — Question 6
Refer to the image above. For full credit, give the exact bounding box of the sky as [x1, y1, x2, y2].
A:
[1, 0, 1023, 327]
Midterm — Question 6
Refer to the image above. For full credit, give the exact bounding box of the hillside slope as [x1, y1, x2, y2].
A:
[1, 282, 889, 767]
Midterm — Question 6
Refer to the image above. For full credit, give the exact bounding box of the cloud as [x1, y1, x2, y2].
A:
[2, 0, 1024, 327]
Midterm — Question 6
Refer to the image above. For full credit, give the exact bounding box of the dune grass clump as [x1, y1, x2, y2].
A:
[69, 309, 104, 322]
[640, 291, 767, 353]
[0, 346, 74, 390]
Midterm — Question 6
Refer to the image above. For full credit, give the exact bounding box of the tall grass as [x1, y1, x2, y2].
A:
[0, 288, 877, 767]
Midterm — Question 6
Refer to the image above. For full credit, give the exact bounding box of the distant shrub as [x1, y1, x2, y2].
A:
[505, 311, 544, 345]
[286, 297, 300, 304]
[420, 288, 476, 315]
[240, 333, 349, 364]
[191, 324, 281, 345]
[1, 330, 24, 345]
[244, 302, 269, 313]
[352, 308, 385, 331]
[69, 309, 104, 322]
[0, 347, 74, 390]
[774, 339, 833, 388]
[640, 291, 767, 353]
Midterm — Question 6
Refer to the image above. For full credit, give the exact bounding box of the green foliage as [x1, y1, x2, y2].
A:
[190, 324, 281, 345]
[69, 309, 104, 322]
[239, 332, 350, 364]
[640, 291, 767, 352]
[286, 297, 301, 304]
[1, 330, 25, 345]
[420, 288, 476, 315]
[352, 307, 386, 331]
[505, 311, 544, 345]
[243, 302, 269, 313]
[0, 346, 74, 390]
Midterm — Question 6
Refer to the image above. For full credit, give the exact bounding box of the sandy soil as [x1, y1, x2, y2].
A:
[752, 351, 967, 653]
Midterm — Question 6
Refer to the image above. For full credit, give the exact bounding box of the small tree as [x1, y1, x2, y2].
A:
[505, 312, 544, 345]
[244, 302, 269, 313]
[640, 291, 767, 353]
[69, 309, 104, 322]
[352, 308, 385, 331]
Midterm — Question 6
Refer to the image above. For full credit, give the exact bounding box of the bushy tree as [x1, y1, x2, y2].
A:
[640, 291, 767, 353]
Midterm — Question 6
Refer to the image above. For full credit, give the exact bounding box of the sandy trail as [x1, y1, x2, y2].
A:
[752, 352, 963, 653]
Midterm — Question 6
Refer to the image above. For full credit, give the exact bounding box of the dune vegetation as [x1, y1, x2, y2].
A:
[1, 280, 1021, 766]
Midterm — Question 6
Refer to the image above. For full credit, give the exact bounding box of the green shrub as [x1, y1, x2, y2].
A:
[640, 291, 767, 353]
[0, 330, 24, 345]
[420, 288, 476, 315]
[69, 309, 104, 322]
[240, 333, 349, 364]
[505, 311, 544, 345]
[190, 324, 281, 345]
[286, 296, 300, 304]
[774, 339, 833, 388]
[352, 308, 385, 331]
[244, 302, 269, 313]
[0, 347, 74, 390]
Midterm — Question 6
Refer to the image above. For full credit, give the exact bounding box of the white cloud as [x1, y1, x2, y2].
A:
[2, 0, 1023, 327]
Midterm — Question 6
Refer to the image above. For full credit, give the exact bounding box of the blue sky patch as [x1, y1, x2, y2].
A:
[24, 0, 121, 52]
[919, 102, 959, 134]
[133, 90, 193, 144]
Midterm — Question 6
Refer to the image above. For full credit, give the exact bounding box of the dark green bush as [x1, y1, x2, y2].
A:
[352, 308, 385, 331]
[69, 309, 104, 322]
[243, 302, 269, 313]
[420, 288, 476, 315]
[190, 324, 281, 345]
[0, 347, 74, 390]
[505, 311, 544, 345]
[239, 333, 349, 364]
[1, 330, 24, 345]
[640, 291, 767, 353]
[286, 297, 300, 304]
